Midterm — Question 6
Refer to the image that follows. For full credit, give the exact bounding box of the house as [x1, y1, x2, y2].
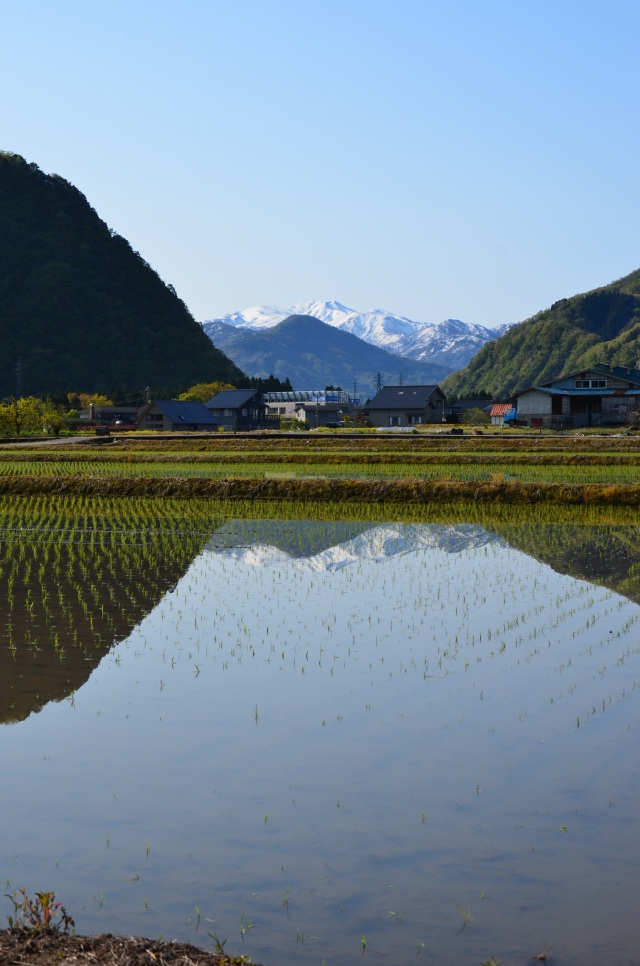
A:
[79, 404, 139, 426]
[262, 390, 357, 424]
[489, 403, 514, 426]
[136, 400, 219, 432]
[294, 402, 344, 427]
[206, 389, 273, 431]
[365, 385, 446, 427]
[513, 363, 640, 429]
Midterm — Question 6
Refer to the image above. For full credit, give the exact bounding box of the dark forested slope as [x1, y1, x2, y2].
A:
[0, 153, 243, 395]
[443, 268, 640, 399]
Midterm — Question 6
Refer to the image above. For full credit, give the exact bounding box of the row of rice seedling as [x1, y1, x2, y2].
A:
[3, 453, 640, 484]
[2, 474, 640, 505]
[4, 449, 640, 466]
[109, 431, 640, 453]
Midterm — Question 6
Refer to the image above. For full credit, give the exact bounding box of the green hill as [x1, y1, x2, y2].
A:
[443, 268, 640, 399]
[0, 152, 243, 396]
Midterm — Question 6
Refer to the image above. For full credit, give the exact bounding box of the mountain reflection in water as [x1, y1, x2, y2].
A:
[207, 520, 640, 606]
[3, 517, 639, 725]
[0, 522, 213, 724]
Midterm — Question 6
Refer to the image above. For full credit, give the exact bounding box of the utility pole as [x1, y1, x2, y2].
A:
[376, 371, 382, 393]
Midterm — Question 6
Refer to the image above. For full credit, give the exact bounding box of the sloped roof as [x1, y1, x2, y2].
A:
[207, 389, 261, 409]
[296, 402, 341, 413]
[149, 400, 218, 424]
[367, 385, 442, 410]
[490, 403, 513, 416]
[539, 364, 640, 389]
[450, 398, 492, 411]
[591, 363, 640, 383]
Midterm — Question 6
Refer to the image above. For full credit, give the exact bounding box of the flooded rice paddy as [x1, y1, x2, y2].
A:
[1, 512, 640, 965]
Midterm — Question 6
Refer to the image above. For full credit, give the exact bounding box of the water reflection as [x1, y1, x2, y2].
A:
[0, 522, 213, 724]
[4, 518, 640, 726]
[207, 519, 501, 568]
[208, 520, 640, 605]
[1, 516, 640, 966]
[496, 523, 640, 605]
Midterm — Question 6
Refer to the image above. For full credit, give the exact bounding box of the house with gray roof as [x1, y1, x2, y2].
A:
[365, 385, 446, 427]
[136, 400, 219, 432]
[206, 389, 272, 431]
[513, 363, 640, 428]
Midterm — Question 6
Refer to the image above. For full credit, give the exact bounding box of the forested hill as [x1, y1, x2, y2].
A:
[0, 152, 243, 396]
[443, 267, 640, 400]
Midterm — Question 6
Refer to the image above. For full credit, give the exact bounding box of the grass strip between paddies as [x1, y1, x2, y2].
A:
[3, 475, 640, 504]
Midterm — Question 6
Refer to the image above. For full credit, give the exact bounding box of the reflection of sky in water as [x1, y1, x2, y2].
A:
[1, 523, 640, 966]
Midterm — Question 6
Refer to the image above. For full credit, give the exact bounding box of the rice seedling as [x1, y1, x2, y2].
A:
[2, 487, 640, 964]
[457, 906, 475, 931]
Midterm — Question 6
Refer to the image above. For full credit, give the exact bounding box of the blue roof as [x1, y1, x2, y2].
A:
[593, 364, 640, 383]
[207, 389, 261, 408]
[151, 400, 219, 424]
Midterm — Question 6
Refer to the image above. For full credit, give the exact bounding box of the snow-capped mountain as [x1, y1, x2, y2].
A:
[202, 300, 505, 369]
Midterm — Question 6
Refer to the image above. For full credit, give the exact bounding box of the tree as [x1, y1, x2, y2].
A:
[627, 403, 640, 430]
[0, 396, 46, 435]
[41, 398, 68, 437]
[461, 407, 490, 426]
[67, 392, 114, 408]
[178, 381, 235, 403]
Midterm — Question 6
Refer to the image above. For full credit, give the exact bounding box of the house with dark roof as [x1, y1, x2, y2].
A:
[206, 389, 272, 431]
[512, 363, 640, 428]
[365, 385, 446, 428]
[136, 400, 219, 432]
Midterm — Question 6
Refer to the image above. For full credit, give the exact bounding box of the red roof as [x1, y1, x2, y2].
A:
[490, 403, 512, 416]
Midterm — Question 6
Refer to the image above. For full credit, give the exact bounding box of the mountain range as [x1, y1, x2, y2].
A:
[202, 300, 507, 392]
[204, 299, 507, 365]
[203, 314, 456, 393]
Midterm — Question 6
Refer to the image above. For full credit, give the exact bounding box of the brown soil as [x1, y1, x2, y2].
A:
[0, 930, 259, 965]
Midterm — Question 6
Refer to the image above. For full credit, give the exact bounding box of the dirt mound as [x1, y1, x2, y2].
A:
[0, 930, 257, 965]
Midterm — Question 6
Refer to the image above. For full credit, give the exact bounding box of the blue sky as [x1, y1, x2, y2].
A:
[1, 0, 639, 327]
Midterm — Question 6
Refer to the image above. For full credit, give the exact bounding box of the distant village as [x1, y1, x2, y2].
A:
[84, 362, 640, 434]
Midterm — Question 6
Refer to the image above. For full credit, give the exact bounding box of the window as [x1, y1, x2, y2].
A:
[146, 413, 163, 422]
[574, 379, 608, 388]
[408, 415, 423, 424]
[390, 416, 401, 426]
